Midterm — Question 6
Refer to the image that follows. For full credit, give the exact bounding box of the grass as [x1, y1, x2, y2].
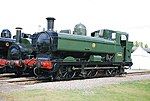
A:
[0, 80, 150, 101]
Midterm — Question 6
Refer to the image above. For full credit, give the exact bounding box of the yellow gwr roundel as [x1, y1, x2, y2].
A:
[5, 42, 9, 47]
[92, 43, 96, 48]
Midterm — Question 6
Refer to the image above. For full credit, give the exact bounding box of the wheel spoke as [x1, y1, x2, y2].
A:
[62, 72, 68, 78]
[105, 69, 116, 77]
[54, 66, 76, 80]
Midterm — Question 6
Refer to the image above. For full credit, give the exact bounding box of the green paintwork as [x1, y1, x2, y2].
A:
[0, 67, 4, 74]
[89, 55, 102, 62]
[57, 34, 116, 53]
[126, 41, 133, 62]
[63, 56, 76, 62]
[56, 29, 133, 63]
[21, 38, 33, 53]
[113, 45, 124, 62]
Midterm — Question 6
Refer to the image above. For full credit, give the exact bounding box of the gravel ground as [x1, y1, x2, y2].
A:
[24, 74, 150, 90]
[0, 82, 23, 93]
[0, 72, 150, 94]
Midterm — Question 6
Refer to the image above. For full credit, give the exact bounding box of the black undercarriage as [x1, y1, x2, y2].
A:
[33, 61, 132, 81]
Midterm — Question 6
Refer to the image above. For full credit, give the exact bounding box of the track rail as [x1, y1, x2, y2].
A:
[7, 79, 42, 85]
[0, 71, 150, 85]
[0, 73, 52, 85]
[127, 70, 150, 76]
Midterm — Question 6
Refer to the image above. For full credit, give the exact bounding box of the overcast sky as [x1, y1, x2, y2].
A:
[0, 0, 150, 45]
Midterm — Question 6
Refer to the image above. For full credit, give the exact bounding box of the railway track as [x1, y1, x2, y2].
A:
[0, 73, 17, 80]
[0, 73, 52, 85]
[0, 73, 38, 85]
[126, 70, 150, 76]
[0, 70, 150, 85]
[7, 79, 42, 85]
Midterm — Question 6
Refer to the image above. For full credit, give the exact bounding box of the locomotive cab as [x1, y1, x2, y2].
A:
[91, 29, 133, 62]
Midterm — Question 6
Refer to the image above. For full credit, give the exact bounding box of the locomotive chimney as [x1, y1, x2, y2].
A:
[16, 27, 22, 43]
[46, 17, 55, 31]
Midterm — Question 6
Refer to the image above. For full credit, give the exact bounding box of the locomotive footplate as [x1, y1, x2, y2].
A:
[51, 61, 132, 70]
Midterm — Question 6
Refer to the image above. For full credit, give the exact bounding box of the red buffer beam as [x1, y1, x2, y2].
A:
[0, 59, 10, 66]
[23, 59, 53, 70]
[0, 59, 53, 70]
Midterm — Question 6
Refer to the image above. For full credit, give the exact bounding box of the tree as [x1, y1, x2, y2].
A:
[145, 44, 148, 48]
[133, 41, 149, 48]
[140, 42, 143, 48]
[134, 41, 139, 47]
